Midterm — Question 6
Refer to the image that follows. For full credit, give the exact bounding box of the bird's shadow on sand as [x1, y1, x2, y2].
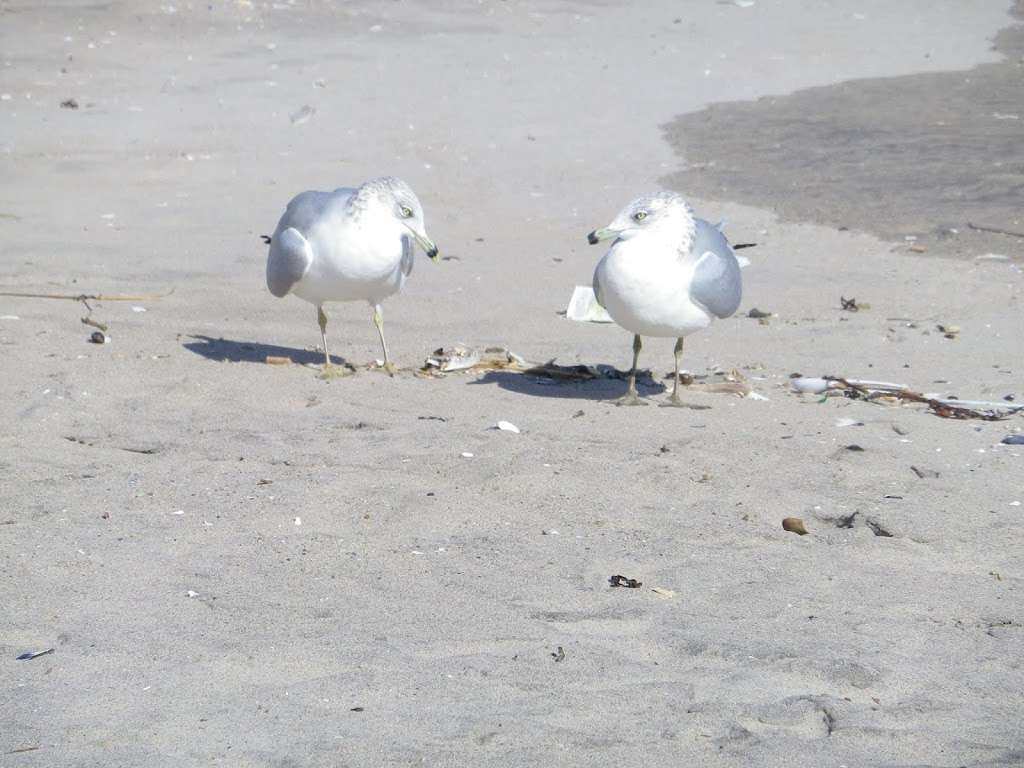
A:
[182, 335, 353, 367]
[468, 369, 666, 401]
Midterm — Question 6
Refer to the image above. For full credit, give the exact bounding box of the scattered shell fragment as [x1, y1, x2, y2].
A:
[460, 452, 474, 458]
[651, 587, 676, 598]
[937, 324, 960, 339]
[496, 420, 520, 433]
[89, 330, 109, 344]
[290, 105, 315, 125]
[835, 417, 864, 428]
[782, 517, 808, 535]
[186, 590, 199, 598]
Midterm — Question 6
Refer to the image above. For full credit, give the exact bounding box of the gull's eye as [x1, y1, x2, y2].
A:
[633, 211, 648, 222]
[400, 205, 414, 218]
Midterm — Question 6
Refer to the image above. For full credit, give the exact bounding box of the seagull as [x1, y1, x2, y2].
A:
[265, 176, 438, 376]
[587, 191, 745, 407]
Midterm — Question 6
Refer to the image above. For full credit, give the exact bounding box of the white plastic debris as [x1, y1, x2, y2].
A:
[566, 285, 613, 323]
[791, 377, 831, 394]
[496, 420, 520, 433]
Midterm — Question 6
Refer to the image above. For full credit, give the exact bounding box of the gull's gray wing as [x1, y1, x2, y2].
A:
[400, 233, 414, 277]
[265, 187, 356, 298]
[266, 227, 312, 298]
[688, 218, 742, 318]
[592, 268, 606, 308]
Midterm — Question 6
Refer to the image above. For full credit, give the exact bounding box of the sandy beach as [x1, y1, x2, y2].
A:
[2, 1, 1022, 765]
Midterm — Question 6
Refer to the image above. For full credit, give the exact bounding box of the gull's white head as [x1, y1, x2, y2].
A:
[351, 176, 439, 262]
[587, 191, 695, 247]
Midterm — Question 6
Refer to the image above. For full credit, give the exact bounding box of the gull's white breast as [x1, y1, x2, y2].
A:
[595, 236, 711, 338]
[293, 208, 408, 306]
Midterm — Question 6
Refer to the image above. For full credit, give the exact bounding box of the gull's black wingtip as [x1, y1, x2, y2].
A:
[260, 235, 272, 245]
[587, 231, 599, 245]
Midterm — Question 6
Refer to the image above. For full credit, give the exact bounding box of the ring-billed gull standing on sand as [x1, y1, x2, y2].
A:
[265, 176, 438, 376]
[588, 191, 745, 407]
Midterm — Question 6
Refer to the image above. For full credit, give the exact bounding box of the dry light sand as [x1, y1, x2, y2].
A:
[1, 1, 1023, 766]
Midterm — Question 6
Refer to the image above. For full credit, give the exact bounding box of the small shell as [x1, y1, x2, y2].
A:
[782, 517, 809, 535]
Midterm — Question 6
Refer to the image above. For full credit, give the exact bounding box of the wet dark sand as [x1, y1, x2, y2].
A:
[663, 2, 1024, 259]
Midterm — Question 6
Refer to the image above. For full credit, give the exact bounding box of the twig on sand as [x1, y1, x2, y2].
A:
[0, 290, 172, 302]
[1, 289, 171, 336]
[966, 221, 1024, 239]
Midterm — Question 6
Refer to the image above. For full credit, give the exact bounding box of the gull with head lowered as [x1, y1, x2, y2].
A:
[265, 176, 438, 376]
[588, 191, 746, 407]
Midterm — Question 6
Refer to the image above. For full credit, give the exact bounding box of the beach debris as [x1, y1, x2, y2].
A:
[845, 444, 865, 452]
[16, 648, 54, 661]
[840, 296, 869, 312]
[186, 590, 199, 598]
[747, 307, 772, 319]
[418, 415, 447, 422]
[908, 245, 927, 253]
[865, 519, 893, 538]
[88, 330, 109, 344]
[911, 466, 940, 479]
[289, 105, 315, 125]
[565, 285, 613, 323]
[424, 344, 483, 372]
[265, 355, 291, 365]
[975, 253, 1010, 262]
[551, 646, 565, 662]
[651, 587, 676, 598]
[60, 98, 79, 109]
[609, 574, 642, 588]
[791, 376, 1022, 420]
[937, 324, 960, 339]
[792, 377, 831, 394]
[782, 517, 808, 535]
[967, 221, 1024, 239]
[495, 420, 520, 434]
[350, 706, 365, 712]
[835, 417, 864, 428]
[541, 529, 559, 535]
[131, 306, 146, 313]
[460, 452, 473, 458]
[1001, 435, 1024, 445]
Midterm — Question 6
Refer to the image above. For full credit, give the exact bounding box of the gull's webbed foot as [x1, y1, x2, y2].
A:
[614, 392, 648, 407]
[318, 363, 354, 380]
[659, 393, 710, 410]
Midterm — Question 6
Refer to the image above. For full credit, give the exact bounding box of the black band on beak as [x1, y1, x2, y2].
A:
[427, 246, 439, 260]
[587, 231, 599, 245]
